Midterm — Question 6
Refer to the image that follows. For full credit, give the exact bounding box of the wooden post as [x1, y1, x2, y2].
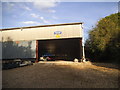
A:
[36, 40, 39, 63]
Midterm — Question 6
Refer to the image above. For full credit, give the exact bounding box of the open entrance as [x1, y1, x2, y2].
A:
[37, 38, 82, 61]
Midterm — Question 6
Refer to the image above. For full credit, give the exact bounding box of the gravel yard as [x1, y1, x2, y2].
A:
[2, 61, 119, 88]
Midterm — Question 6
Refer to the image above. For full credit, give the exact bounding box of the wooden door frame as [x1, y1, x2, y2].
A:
[36, 40, 39, 62]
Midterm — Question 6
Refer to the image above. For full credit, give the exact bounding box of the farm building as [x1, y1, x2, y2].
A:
[1, 22, 84, 62]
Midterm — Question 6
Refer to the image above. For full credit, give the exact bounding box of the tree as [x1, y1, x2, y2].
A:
[85, 13, 120, 63]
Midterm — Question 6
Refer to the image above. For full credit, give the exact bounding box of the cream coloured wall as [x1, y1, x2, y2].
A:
[2, 24, 83, 42]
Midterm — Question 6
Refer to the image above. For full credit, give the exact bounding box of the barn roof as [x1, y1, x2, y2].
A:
[0, 22, 83, 31]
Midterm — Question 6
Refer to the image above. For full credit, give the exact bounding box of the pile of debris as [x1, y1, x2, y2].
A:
[2, 59, 33, 70]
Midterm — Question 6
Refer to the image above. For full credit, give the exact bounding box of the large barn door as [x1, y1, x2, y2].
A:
[38, 38, 82, 61]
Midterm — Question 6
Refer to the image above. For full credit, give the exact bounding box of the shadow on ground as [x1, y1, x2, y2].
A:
[92, 62, 119, 69]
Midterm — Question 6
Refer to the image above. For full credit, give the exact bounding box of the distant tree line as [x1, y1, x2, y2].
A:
[85, 13, 120, 63]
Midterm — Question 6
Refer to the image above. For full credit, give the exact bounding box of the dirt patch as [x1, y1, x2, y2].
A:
[2, 61, 119, 88]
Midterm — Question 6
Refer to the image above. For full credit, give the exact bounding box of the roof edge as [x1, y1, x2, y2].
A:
[0, 22, 83, 31]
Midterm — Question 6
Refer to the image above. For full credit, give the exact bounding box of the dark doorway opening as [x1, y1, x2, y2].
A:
[38, 38, 82, 61]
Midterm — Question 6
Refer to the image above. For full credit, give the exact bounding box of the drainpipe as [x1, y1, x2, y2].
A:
[81, 24, 86, 62]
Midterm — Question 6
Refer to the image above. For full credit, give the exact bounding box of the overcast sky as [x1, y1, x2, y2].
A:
[1, 1, 118, 40]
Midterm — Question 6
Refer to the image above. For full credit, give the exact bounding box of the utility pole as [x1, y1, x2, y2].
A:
[81, 24, 86, 62]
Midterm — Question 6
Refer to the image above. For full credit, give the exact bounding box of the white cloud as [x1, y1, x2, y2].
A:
[21, 21, 40, 24]
[33, 0, 59, 13]
[19, 4, 32, 11]
[33, 0, 57, 9]
[30, 13, 39, 18]
[39, 16, 49, 23]
[47, 9, 56, 13]
[6, 2, 14, 7]
[9, 3, 14, 7]
[30, 13, 49, 23]
[4, 2, 15, 10]
[23, 6, 31, 11]
[52, 16, 58, 19]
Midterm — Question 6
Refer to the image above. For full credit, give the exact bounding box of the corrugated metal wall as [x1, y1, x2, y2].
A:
[0, 32, 2, 60]
[0, 42, 2, 60]
[2, 40, 36, 59]
[2, 24, 82, 42]
[0, 31, 2, 42]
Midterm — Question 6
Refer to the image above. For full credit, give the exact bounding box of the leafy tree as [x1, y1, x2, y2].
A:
[85, 13, 120, 63]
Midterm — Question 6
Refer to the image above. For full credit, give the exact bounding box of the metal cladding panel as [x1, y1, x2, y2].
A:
[2, 24, 83, 42]
[0, 32, 2, 42]
[0, 32, 2, 60]
[2, 40, 36, 59]
[0, 42, 2, 60]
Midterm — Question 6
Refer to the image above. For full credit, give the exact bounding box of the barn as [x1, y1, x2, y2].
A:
[1, 22, 84, 62]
